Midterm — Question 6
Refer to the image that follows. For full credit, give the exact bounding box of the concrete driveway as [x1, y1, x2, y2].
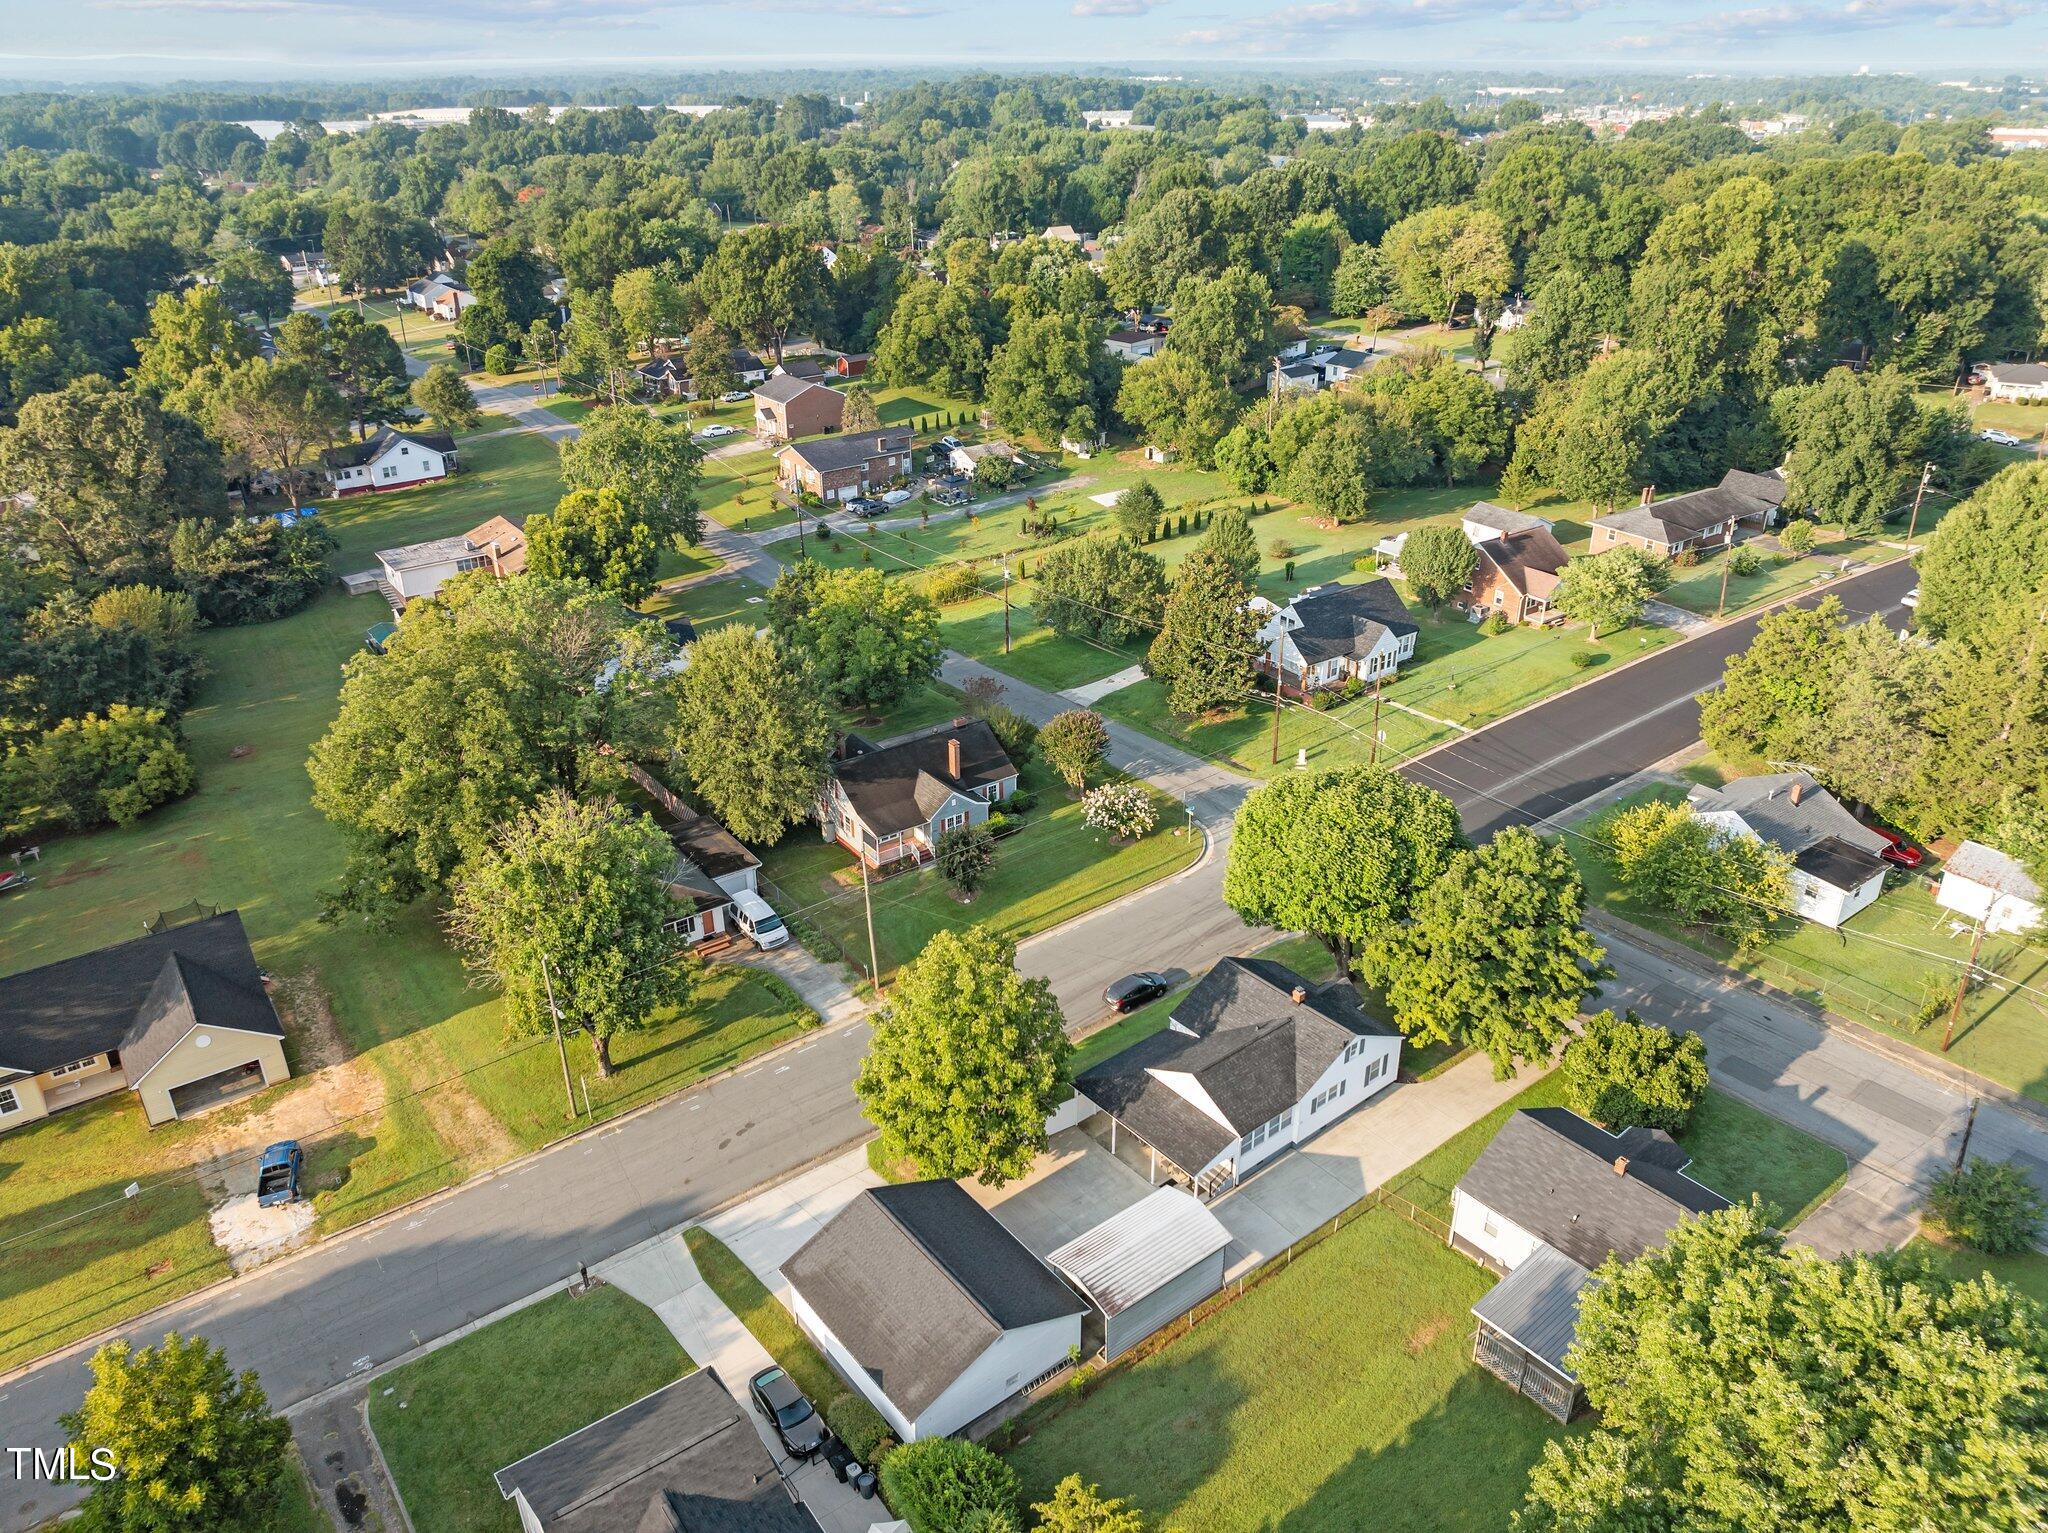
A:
[965, 1128, 1156, 1256]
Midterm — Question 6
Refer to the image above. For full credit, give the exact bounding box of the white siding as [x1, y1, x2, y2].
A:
[1449, 1188, 1547, 1272]
[1937, 873, 2043, 937]
[1792, 868, 1883, 929]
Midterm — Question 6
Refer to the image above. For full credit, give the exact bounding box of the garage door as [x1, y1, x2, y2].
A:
[166, 1060, 266, 1119]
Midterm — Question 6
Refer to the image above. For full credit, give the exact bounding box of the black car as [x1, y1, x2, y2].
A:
[749, 1367, 826, 1459]
[1104, 971, 1170, 1012]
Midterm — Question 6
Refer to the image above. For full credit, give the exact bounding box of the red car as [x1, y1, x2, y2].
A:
[1869, 826, 1923, 868]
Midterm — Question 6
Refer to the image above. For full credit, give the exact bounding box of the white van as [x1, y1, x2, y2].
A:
[731, 889, 790, 950]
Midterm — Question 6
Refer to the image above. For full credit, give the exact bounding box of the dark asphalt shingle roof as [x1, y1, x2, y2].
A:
[1474, 525, 1569, 599]
[1719, 467, 1787, 507]
[1457, 1108, 1730, 1271]
[831, 720, 1014, 837]
[660, 810, 759, 883]
[1983, 362, 2048, 387]
[753, 374, 827, 405]
[492, 1369, 816, 1533]
[1463, 502, 1552, 539]
[780, 427, 912, 477]
[1594, 470, 1783, 544]
[0, 911, 281, 1079]
[784, 1182, 1083, 1421]
[1686, 773, 1890, 860]
[122, 951, 278, 1083]
[323, 427, 456, 471]
[1793, 836, 1890, 893]
[1283, 578, 1417, 665]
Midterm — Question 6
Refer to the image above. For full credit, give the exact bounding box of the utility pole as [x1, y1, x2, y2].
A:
[541, 953, 576, 1118]
[859, 855, 884, 998]
[1716, 550, 1733, 620]
[1941, 917, 1987, 1053]
[1369, 678, 1384, 765]
[1905, 462, 1934, 550]
[1268, 357, 1280, 429]
[1001, 555, 1012, 654]
[1269, 637, 1285, 763]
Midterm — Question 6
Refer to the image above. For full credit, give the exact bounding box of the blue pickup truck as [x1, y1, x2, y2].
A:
[256, 1141, 304, 1208]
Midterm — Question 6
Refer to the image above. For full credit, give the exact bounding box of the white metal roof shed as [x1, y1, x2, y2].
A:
[1048, 1187, 1232, 1319]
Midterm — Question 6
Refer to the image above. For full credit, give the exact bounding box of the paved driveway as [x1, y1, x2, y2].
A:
[965, 1128, 1156, 1256]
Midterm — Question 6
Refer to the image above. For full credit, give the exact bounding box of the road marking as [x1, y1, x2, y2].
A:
[773, 1065, 791, 1075]
[350, 1356, 372, 1374]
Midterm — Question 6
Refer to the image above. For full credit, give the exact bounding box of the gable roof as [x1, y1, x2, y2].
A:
[830, 720, 1014, 836]
[1284, 578, 1417, 664]
[1685, 772, 1889, 860]
[1593, 472, 1783, 544]
[1463, 502, 1552, 539]
[1474, 525, 1569, 600]
[776, 357, 829, 382]
[1983, 362, 2048, 387]
[783, 1182, 1083, 1421]
[753, 374, 831, 406]
[1718, 467, 1787, 507]
[0, 911, 280, 1079]
[1456, 1108, 1730, 1270]
[1944, 840, 2043, 903]
[780, 427, 912, 477]
[465, 516, 528, 575]
[493, 1369, 816, 1533]
[324, 427, 456, 472]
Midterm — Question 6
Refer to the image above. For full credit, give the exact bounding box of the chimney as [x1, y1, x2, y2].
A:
[1613, 1156, 1629, 1176]
[1640, 484, 1655, 506]
[1789, 780, 1804, 807]
[1289, 986, 1307, 1004]
[947, 735, 962, 779]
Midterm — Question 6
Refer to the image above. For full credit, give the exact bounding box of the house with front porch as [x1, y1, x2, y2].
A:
[654, 806, 762, 949]
[1073, 956, 1402, 1201]
[1981, 362, 2048, 403]
[819, 720, 1018, 869]
[1250, 578, 1418, 696]
[1589, 468, 1786, 558]
[1461, 505, 1570, 626]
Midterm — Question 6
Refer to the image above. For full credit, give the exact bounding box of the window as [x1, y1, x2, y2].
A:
[0, 1088, 17, 1115]
[1364, 1056, 1383, 1086]
[47, 1057, 97, 1078]
[939, 811, 968, 834]
[1481, 1213, 1499, 1238]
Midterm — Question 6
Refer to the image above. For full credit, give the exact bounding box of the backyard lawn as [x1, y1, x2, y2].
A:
[754, 761, 1201, 983]
[1576, 789, 2048, 1105]
[370, 1286, 691, 1533]
[320, 429, 566, 568]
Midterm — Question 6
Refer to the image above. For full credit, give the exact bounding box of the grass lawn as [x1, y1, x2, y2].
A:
[1382, 1071, 1847, 1232]
[1915, 1237, 2048, 1309]
[701, 448, 791, 532]
[681, 1227, 842, 1407]
[370, 1286, 691, 1533]
[1576, 790, 2048, 1106]
[754, 761, 1200, 983]
[1657, 535, 1889, 620]
[267, 1455, 328, 1533]
[641, 573, 770, 632]
[1004, 1209, 1563, 1533]
[320, 431, 566, 568]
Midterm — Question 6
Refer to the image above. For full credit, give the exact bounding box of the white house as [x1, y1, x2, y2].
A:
[1686, 773, 1892, 928]
[1937, 840, 2043, 936]
[403, 274, 473, 319]
[365, 514, 525, 609]
[324, 428, 459, 497]
[1074, 956, 1402, 1200]
[1980, 362, 2048, 403]
[948, 440, 1020, 477]
[784, 1181, 1085, 1442]
[1451, 1108, 1730, 1422]
[1249, 578, 1419, 697]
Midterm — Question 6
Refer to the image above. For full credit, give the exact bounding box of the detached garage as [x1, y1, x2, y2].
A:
[1048, 1188, 1234, 1360]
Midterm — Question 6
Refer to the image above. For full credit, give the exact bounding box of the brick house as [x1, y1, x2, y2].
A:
[1589, 469, 1786, 559]
[1458, 504, 1571, 626]
[753, 375, 845, 442]
[778, 427, 915, 504]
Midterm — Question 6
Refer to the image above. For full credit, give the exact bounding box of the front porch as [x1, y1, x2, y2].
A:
[40, 1071, 128, 1115]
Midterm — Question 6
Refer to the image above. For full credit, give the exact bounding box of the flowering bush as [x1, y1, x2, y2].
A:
[1082, 781, 1157, 840]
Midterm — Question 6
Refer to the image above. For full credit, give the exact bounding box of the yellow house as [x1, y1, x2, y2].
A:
[0, 910, 290, 1131]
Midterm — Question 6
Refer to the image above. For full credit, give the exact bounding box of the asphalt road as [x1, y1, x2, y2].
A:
[0, 558, 1919, 1531]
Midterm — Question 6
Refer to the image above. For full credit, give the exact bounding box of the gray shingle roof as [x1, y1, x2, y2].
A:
[1463, 502, 1552, 539]
[0, 911, 280, 1079]
[492, 1369, 816, 1533]
[781, 427, 912, 476]
[1594, 472, 1782, 544]
[1456, 1108, 1730, 1271]
[1944, 840, 2043, 903]
[783, 1182, 1083, 1421]
[1983, 362, 2048, 387]
[1284, 578, 1417, 665]
[122, 951, 279, 1084]
[1470, 1244, 1593, 1376]
[830, 720, 1014, 837]
[753, 374, 827, 405]
[1718, 467, 1787, 507]
[1686, 773, 1889, 860]
[324, 427, 456, 472]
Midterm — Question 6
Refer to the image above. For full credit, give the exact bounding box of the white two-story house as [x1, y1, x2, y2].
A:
[1250, 578, 1419, 698]
[819, 720, 1018, 870]
[1074, 956, 1402, 1200]
[324, 428, 460, 497]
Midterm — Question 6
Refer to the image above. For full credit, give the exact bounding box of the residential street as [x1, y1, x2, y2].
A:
[0, 527, 1960, 1533]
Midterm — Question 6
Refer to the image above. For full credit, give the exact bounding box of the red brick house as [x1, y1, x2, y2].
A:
[1590, 469, 1786, 559]
[753, 376, 845, 442]
[778, 427, 915, 504]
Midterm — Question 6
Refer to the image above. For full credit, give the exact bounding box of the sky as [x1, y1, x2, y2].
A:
[0, 0, 2043, 80]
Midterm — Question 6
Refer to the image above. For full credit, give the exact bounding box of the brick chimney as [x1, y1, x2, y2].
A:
[947, 735, 962, 779]
[1640, 484, 1655, 506]
[1789, 780, 1804, 807]
[1289, 986, 1307, 1004]
[1613, 1156, 1629, 1176]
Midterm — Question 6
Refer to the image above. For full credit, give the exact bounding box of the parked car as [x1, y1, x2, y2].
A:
[1868, 825, 1925, 869]
[732, 889, 790, 950]
[845, 497, 885, 518]
[1105, 971, 1171, 1012]
[719, 390, 751, 403]
[936, 434, 963, 452]
[698, 423, 740, 439]
[256, 1141, 304, 1208]
[880, 488, 915, 506]
[749, 1367, 826, 1459]
[1981, 428, 2023, 447]
[1901, 586, 1920, 609]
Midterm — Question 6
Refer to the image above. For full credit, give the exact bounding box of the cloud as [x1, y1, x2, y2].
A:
[1072, 0, 1163, 14]
[1177, 0, 1594, 52]
[1611, 0, 2035, 47]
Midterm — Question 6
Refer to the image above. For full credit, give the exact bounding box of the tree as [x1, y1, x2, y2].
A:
[87, 584, 198, 641]
[684, 318, 739, 402]
[1778, 368, 1969, 537]
[1915, 463, 2048, 642]
[308, 577, 672, 919]
[1517, 1207, 2048, 1533]
[1082, 781, 1156, 840]
[1366, 827, 1606, 1077]
[611, 265, 690, 354]
[1559, 1009, 1709, 1134]
[129, 284, 256, 400]
[465, 237, 550, 335]
[1039, 708, 1109, 792]
[60, 1332, 289, 1533]
[1146, 545, 1259, 717]
[855, 926, 1071, 1186]
[767, 564, 941, 718]
[320, 309, 412, 436]
[411, 362, 482, 433]
[559, 406, 704, 548]
[1, 705, 194, 837]
[1164, 268, 1277, 389]
[1224, 766, 1463, 974]
[1401, 523, 1477, 608]
[1114, 481, 1164, 543]
[1031, 534, 1165, 646]
[1214, 421, 1276, 495]
[524, 318, 560, 392]
[560, 287, 635, 402]
[1331, 243, 1393, 318]
[671, 624, 831, 845]
[1198, 508, 1259, 586]
[450, 792, 694, 1077]
[697, 223, 826, 362]
[878, 1437, 1020, 1533]
[0, 377, 225, 583]
[841, 382, 881, 433]
[1381, 204, 1512, 329]
[1697, 595, 1851, 766]
[195, 358, 345, 500]
[524, 488, 660, 604]
[1115, 352, 1235, 467]
[1603, 798, 1792, 956]
[1513, 348, 1676, 512]
[986, 308, 1114, 444]
[1552, 547, 1665, 639]
[1279, 210, 1347, 308]
[936, 821, 997, 898]
[1924, 1158, 2046, 1255]
[872, 278, 995, 397]
[973, 454, 1015, 493]
[210, 245, 293, 324]
[1032, 1476, 1146, 1533]
[168, 517, 331, 626]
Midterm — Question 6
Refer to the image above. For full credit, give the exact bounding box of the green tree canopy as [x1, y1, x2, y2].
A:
[855, 926, 1072, 1186]
[1777, 368, 1970, 538]
[1145, 543, 1258, 716]
[1603, 797, 1792, 956]
[986, 307, 1115, 444]
[1032, 1475, 1147, 1533]
[411, 361, 482, 433]
[1197, 507, 1259, 586]
[1038, 707, 1109, 793]
[671, 624, 832, 845]
[767, 563, 941, 718]
[1697, 594, 1851, 766]
[1553, 546, 1666, 639]
[1113, 480, 1164, 542]
[1401, 522, 1477, 608]
[1031, 533, 1166, 646]
[1558, 1009, 1709, 1134]
[559, 405, 705, 549]
[1915, 463, 2048, 643]
[697, 223, 826, 362]
[525, 486, 662, 604]
[1115, 351, 1236, 467]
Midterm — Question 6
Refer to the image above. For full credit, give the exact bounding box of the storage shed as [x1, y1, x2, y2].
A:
[1047, 1187, 1233, 1360]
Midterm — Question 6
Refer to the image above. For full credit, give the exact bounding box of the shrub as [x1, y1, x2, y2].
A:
[1, 705, 195, 837]
[1729, 547, 1764, 577]
[1082, 781, 1157, 840]
[879, 1438, 1019, 1533]
[1004, 788, 1036, 814]
[1040, 708, 1109, 792]
[825, 1392, 896, 1465]
[87, 584, 200, 640]
[483, 342, 514, 376]
[1569, 648, 1598, 668]
[924, 564, 984, 605]
[170, 517, 334, 626]
[935, 822, 997, 898]
[982, 809, 1013, 836]
[1560, 1010, 1709, 1134]
[980, 702, 1038, 764]
[1779, 519, 1816, 553]
[1267, 536, 1293, 562]
[1925, 1157, 2047, 1254]
[1479, 610, 1511, 635]
[1353, 555, 1376, 574]
[1671, 548, 1699, 569]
